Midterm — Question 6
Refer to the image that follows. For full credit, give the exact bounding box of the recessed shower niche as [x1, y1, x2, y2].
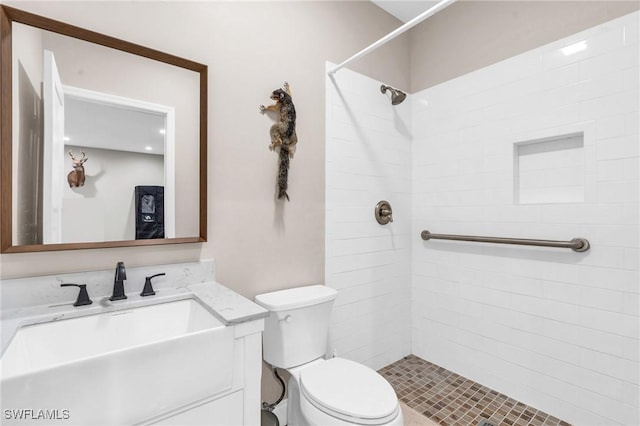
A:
[514, 132, 585, 204]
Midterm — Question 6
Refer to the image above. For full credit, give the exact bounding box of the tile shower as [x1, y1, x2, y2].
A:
[380, 355, 570, 426]
[326, 12, 638, 426]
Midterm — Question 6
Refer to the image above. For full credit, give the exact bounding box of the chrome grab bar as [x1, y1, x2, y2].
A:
[420, 230, 590, 252]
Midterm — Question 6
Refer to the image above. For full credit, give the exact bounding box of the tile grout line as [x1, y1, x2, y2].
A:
[379, 355, 572, 426]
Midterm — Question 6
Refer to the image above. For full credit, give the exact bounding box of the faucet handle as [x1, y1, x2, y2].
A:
[140, 273, 165, 297]
[61, 283, 93, 307]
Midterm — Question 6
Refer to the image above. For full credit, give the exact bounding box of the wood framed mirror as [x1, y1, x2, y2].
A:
[0, 5, 207, 253]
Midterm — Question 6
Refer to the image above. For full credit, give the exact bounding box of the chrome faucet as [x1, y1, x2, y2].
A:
[109, 261, 127, 301]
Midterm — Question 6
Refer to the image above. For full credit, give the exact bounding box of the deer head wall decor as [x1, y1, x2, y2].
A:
[67, 150, 88, 188]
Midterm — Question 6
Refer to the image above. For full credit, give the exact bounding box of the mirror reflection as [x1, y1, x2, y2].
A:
[10, 20, 202, 248]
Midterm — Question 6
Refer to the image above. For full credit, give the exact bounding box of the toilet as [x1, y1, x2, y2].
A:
[255, 285, 403, 426]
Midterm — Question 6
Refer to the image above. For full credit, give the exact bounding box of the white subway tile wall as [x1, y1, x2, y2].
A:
[325, 11, 638, 426]
[325, 63, 413, 370]
[412, 12, 638, 426]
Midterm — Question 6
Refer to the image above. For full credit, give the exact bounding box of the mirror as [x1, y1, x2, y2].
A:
[0, 5, 207, 252]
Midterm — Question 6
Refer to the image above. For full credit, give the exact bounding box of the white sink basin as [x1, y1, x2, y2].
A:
[1, 298, 235, 425]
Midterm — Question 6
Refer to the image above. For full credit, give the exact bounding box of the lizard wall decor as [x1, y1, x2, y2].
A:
[259, 82, 297, 201]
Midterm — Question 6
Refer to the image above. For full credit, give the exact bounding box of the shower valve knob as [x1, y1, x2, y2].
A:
[375, 201, 393, 225]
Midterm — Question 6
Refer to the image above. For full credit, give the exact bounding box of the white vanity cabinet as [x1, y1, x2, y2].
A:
[148, 320, 264, 426]
[2, 264, 268, 426]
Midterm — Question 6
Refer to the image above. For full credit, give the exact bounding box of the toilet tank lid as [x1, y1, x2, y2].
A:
[255, 285, 337, 311]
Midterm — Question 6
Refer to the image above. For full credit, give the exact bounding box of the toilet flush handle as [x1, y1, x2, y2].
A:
[280, 314, 293, 323]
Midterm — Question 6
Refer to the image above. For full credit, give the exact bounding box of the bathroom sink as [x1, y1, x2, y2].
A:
[1, 298, 235, 425]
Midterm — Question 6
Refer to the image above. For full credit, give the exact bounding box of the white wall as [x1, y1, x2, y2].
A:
[62, 145, 164, 243]
[411, 12, 638, 426]
[325, 64, 412, 370]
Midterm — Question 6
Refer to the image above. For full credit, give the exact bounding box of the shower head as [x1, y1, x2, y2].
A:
[380, 84, 407, 105]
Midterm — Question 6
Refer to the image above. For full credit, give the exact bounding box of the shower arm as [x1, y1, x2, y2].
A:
[327, 0, 456, 77]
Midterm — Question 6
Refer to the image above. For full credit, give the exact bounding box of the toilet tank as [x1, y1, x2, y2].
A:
[255, 285, 338, 369]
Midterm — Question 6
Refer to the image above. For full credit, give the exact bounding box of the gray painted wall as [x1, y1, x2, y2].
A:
[410, 1, 640, 91]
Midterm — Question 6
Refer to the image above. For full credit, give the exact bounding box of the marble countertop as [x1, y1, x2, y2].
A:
[1, 280, 268, 356]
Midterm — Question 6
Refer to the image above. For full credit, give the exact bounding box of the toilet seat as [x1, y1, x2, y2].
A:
[299, 358, 399, 425]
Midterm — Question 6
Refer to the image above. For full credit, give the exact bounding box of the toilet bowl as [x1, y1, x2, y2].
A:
[296, 358, 402, 425]
[255, 285, 403, 426]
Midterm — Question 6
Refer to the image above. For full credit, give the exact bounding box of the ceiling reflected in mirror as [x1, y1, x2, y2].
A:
[65, 96, 166, 155]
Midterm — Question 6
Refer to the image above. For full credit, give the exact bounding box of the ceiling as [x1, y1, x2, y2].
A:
[371, 1, 441, 23]
[65, 96, 165, 155]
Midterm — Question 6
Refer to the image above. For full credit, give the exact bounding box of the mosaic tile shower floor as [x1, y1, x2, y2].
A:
[378, 355, 572, 426]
